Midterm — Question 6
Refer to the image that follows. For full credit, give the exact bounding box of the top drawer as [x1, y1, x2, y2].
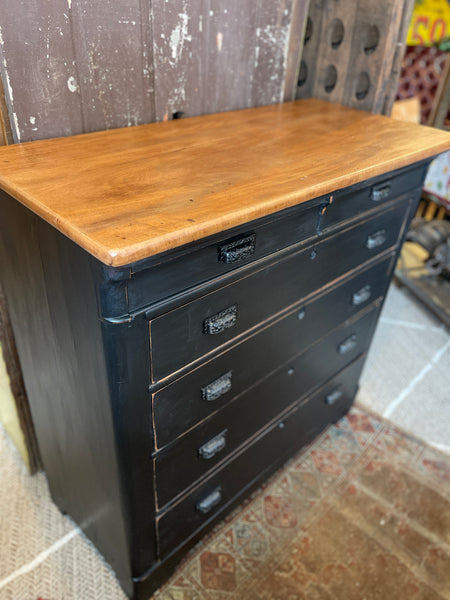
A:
[122, 166, 423, 314]
[321, 165, 424, 232]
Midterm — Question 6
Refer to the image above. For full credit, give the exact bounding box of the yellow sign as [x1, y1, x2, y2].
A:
[407, 0, 450, 45]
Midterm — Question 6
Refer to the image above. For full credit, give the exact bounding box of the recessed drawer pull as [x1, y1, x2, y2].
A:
[325, 388, 343, 405]
[202, 371, 232, 402]
[196, 487, 222, 514]
[337, 334, 357, 354]
[198, 431, 227, 460]
[352, 284, 371, 306]
[203, 305, 238, 335]
[371, 183, 391, 202]
[366, 229, 387, 250]
[218, 233, 256, 264]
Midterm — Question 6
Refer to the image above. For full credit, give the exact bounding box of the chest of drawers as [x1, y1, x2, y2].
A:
[0, 99, 448, 599]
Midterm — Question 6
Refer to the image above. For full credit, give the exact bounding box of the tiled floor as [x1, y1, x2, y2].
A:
[357, 282, 450, 454]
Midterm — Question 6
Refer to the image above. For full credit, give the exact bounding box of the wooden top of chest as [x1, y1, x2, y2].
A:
[0, 98, 448, 267]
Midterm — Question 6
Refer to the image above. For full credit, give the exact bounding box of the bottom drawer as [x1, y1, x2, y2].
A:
[156, 354, 366, 559]
[154, 303, 381, 509]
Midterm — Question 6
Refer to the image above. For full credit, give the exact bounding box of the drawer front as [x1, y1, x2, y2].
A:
[127, 198, 323, 312]
[321, 168, 423, 233]
[156, 354, 366, 559]
[154, 304, 380, 509]
[150, 199, 410, 381]
[152, 254, 394, 449]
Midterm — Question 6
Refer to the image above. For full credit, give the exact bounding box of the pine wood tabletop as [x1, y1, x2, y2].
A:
[0, 98, 448, 266]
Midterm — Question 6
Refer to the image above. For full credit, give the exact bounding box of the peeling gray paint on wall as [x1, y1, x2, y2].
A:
[0, 0, 306, 142]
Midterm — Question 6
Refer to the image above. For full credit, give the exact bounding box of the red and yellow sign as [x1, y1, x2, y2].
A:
[407, 0, 450, 45]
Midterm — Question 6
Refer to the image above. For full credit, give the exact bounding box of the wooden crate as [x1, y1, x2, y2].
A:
[296, 0, 414, 115]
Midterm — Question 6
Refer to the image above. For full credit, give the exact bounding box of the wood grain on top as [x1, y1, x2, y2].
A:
[0, 99, 448, 267]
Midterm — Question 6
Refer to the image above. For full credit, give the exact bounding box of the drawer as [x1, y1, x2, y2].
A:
[321, 167, 423, 233]
[122, 168, 421, 315]
[156, 354, 366, 558]
[150, 199, 410, 381]
[152, 254, 394, 449]
[154, 304, 380, 509]
[126, 196, 324, 312]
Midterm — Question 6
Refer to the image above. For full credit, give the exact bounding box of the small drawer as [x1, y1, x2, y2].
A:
[154, 304, 380, 509]
[149, 199, 409, 381]
[320, 165, 424, 233]
[156, 354, 367, 558]
[152, 254, 394, 450]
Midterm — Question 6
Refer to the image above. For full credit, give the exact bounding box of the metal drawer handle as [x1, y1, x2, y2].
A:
[352, 284, 371, 306]
[198, 430, 227, 460]
[325, 388, 343, 405]
[371, 183, 391, 202]
[366, 229, 387, 250]
[202, 371, 232, 402]
[218, 233, 256, 264]
[203, 305, 237, 335]
[196, 487, 222, 514]
[338, 334, 357, 354]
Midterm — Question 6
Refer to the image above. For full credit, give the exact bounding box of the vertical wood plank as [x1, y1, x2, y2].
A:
[251, 0, 295, 106]
[283, 0, 311, 101]
[341, 0, 398, 111]
[69, 0, 155, 131]
[428, 53, 450, 128]
[295, 0, 325, 100]
[382, 0, 414, 116]
[0, 0, 84, 142]
[152, 0, 215, 121]
[205, 0, 257, 113]
[152, 0, 303, 121]
[311, 2, 358, 103]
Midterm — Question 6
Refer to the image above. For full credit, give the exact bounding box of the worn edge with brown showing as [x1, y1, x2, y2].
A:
[0, 99, 448, 267]
[0, 284, 41, 473]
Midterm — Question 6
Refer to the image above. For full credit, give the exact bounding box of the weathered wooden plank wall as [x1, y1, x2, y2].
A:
[296, 0, 414, 115]
[0, 0, 308, 143]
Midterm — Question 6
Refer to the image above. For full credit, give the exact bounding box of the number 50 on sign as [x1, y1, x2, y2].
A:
[407, 0, 450, 45]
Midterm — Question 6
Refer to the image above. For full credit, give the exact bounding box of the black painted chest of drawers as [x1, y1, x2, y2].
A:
[1, 100, 448, 599]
